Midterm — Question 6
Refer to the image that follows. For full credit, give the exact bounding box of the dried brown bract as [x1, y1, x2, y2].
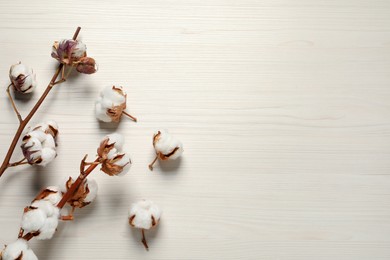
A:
[61, 177, 98, 209]
[97, 134, 132, 176]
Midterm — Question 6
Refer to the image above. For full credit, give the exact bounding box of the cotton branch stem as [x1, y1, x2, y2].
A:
[0, 26, 81, 178]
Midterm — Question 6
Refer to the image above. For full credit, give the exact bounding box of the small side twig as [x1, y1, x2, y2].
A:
[122, 111, 137, 122]
[148, 155, 158, 171]
[8, 158, 28, 167]
[6, 83, 22, 123]
[141, 229, 149, 250]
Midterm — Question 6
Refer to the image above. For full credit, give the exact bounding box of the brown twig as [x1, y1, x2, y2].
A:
[148, 155, 158, 171]
[122, 111, 137, 122]
[0, 26, 81, 178]
[141, 229, 149, 250]
[6, 83, 22, 123]
[8, 158, 28, 167]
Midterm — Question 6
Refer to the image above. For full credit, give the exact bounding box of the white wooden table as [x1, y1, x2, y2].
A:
[0, 0, 390, 259]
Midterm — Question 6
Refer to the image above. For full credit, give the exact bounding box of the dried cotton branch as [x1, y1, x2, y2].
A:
[1, 133, 131, 259]
[0, 27, 96, 178]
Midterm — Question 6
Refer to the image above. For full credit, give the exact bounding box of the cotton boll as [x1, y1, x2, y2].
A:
[28, 130, 47, 143]
[59, 176, 72, 194]
[1, 239, 27, 259]
[9, 63, 37, 93]
[95, 86, 136, 123]
[31, 200, 57, 217]
[36, 219, 58, 240]
[33, 186, 62, 206]
[115, 153, 132, 176]
[51, 39, 96, 75]
[128, 200, 162, 250]
[95, 89, 123, 123]
[22, 186, 62, 238]
[52, 39, 86, 65]
[106, 147, 118, 159]
[97, 133, 132, 176]
[84, 179, 98, 203]
[21, 122, 58, 166]
[149, 129, 183, 170]
[42, 135, 56, 150]
[21, 137, 43, 164]
[21, 208, 46, 233]
[22, 249, 39, 260]
[153, 130, 183, 160]
[128, 200, 161, 230]
[105, 133, 124, 150]
[61, 177, 98, 208]
[102, 86, 126, 106]
[98, 133, 124, 158]
[1, 239, 38, 260]
[39, 148, 57, 166]
[39, 134, 55, 150]
[95, 102, 111, 122]
[101, 152, 131, 176]
[35, 211, 60, 240]
[21, 199, 60, 240]
[72, 41, 87, 58]
[33, 121, 58, 139]
[46, 120, 58, 133]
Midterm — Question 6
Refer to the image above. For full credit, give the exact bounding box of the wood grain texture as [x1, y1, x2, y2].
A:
[0, 0, 390, 259]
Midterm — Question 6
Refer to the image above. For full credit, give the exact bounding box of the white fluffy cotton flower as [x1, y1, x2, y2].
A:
[33, 186, 62, 205]
[0, 239, 38, 260]
[60, 176, 98, 209]
[95, 86, 137, 123]
[21, 121, 58, 166]
[128, 200, 161, 230]
[21, 187, 61, 240]
[149, 129, 183, 170]
[9, 62, 37, 93]
[98, 133, 132, 176]
[128, 200, 161, 250]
